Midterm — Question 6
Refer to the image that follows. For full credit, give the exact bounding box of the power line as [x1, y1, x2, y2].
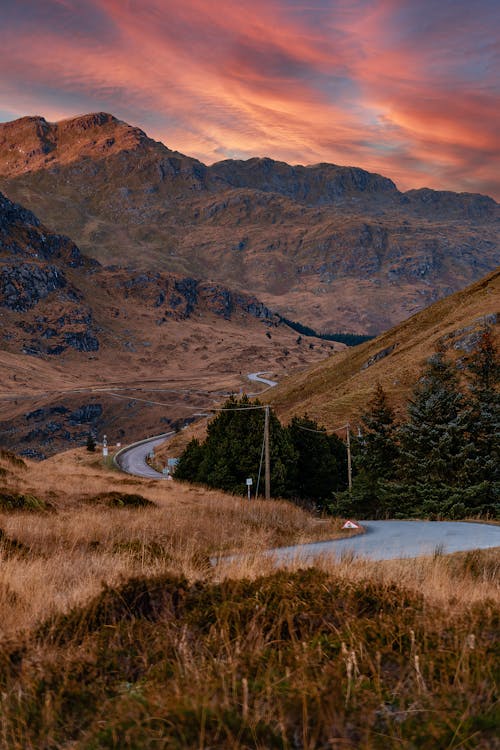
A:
[293, 422, 349, 435]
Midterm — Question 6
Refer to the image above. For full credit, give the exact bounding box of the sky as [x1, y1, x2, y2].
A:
[0, 0, 499, 198]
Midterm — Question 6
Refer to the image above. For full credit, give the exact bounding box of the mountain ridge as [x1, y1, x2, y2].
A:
[0, 112, 498, 335]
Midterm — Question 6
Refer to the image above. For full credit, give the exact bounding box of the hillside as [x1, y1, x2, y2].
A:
[0, 113, 498, 334]
[0, 444, 498, 749]
[266, 269, 500, 429]
[0, 191, 338, 457]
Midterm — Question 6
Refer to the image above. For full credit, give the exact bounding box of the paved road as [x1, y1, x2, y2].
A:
[247, 371, 278, 388]
[115, 433, 173, 479]
[266, 520, 500, 563]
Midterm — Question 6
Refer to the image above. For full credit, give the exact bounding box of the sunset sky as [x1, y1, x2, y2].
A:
[1, 0, 499, 197]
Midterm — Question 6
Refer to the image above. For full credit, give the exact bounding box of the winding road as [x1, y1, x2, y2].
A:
[113, 372, 499, 560]
[114, 432, 173, 479]
[114, 371, 278, 479]
[247, 371, 278, 389]
[265, 520, 500, 563]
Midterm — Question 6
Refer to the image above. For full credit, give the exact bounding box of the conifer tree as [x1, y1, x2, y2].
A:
[459, 329, 500, 514]
[175, 396, 296, 497]
[388, 350, 468, 517]
[286, 415, 346, 506]
[335, 383, 398, 518]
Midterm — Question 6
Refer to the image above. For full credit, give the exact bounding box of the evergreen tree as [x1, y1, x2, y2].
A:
[174, 438, 205, 483]
[459, 329, 500, 515]
[286, 415, 346, 507]
[333, 383, 398, 518]
[386, 351, 468, 517]
[175, 396, 296, 497]
[86, 433, 96, 452]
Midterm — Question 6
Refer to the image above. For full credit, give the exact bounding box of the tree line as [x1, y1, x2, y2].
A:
[175, 329, 498, 519]
[336, 329, 499, 519]
[174, 397, 348, 504]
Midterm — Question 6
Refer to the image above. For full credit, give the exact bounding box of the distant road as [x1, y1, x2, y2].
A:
[247, 371, 278, 389]
[114, 372, 278, 479]
[265, 520, 500, 563]
[114, 432, 173, 479]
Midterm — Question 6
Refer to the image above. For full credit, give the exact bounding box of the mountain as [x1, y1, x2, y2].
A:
[265, 268, 499, 430]
[0, 191, 338, 457]
[0, 113, 498, 335]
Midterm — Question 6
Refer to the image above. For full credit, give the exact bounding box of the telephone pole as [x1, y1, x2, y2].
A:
[346, 422, 352, 492]
[264, 406, 271, 500]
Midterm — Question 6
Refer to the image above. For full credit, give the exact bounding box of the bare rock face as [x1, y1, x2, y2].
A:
[209, 157, 399, 206]
[0, 192, 100, 354]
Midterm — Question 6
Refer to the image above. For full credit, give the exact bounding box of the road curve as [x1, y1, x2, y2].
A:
[264, 520, 500, 563]
[113, 442, 499, 561]
[247, 371, 278, 388]
[114, 432, 174, 479]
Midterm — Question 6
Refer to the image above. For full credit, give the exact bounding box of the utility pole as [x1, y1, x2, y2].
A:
[264, 406, 271, 500]
[346, 423, 352, 492]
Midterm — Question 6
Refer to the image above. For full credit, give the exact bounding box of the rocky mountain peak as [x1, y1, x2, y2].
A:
[0, 112, 151, 176]
[208, 156, 399, 205]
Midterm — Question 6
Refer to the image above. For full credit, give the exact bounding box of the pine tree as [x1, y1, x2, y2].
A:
[174, 439, 205, 482]
[336, 383, 398, 518]
[286, 415, 346, 507]
[175, 396, 296, 497]
[459, 329, 500, 515]
[388, 351, 468, 517]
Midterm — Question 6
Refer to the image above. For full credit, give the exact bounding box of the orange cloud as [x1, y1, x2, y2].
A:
[0, 0, 498, 197]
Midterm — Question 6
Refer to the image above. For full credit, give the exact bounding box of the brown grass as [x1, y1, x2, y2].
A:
[266, 268, 500, 429]
[0, 448, 498, 748]
[0, 447, 354, 637]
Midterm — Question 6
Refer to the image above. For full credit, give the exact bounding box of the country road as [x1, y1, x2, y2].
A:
[115, 371, 278, 478]
[263, 520, 500, 563]
[114, 433, 173, 479]
[247, 371, 278, 388]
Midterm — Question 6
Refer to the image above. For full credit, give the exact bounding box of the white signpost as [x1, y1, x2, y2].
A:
[246, 477, 253, 500]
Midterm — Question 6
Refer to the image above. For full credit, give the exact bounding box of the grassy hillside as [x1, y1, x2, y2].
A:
[0, 483, 498, 749]
[0, 435, 498, 749]
[267, 268, 499, 429]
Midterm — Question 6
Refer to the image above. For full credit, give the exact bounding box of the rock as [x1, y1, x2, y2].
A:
[362, 343, 398, 370]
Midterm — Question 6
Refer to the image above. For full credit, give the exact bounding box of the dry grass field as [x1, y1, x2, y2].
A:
[0, 445, 499, 748]
[0, 447, 351, 638]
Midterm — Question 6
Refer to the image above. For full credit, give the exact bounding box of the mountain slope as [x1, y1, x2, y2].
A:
[0, 191, 338, 457]
[266, 269, 499, 429]
[0, 113, 498, 335]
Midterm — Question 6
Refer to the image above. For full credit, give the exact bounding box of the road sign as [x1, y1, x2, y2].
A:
[342, 520, 360, 530]
[246, 478, 253, 486]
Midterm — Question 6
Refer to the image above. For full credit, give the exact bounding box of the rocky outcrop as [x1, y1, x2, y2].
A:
[361, 343, 398, 370]
[0, 191, 100, 354]
[0, 264, 67, 311]
[209, 157, 399, 206]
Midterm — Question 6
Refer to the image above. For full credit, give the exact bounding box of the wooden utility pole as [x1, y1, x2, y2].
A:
[264, 406, 271, 500]
[346, 422, 352, 492]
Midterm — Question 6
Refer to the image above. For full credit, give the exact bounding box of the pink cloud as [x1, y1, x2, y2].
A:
[0, 0, 498, 197]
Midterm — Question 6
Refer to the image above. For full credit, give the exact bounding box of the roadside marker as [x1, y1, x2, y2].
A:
[342, 520, 361, 529]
